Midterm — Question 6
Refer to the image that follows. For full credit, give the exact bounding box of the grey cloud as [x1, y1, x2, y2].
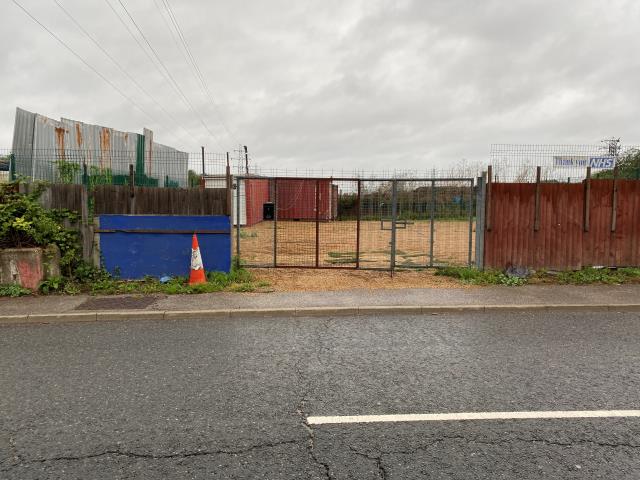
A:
[1, 0, 638, 171]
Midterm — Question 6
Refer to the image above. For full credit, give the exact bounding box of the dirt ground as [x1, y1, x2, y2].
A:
[250, 268, 471, 292]
[237, 219, 475, 268]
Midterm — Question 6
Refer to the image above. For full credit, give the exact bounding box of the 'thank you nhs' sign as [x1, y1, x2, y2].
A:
[553, 156, 615, 169]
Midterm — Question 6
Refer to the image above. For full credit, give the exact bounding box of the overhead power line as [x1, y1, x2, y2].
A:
[106, 0, 224, 150]
[11, 0, 169, 136]
[52, 0, 198, 147]
[159, 0, 241, 146]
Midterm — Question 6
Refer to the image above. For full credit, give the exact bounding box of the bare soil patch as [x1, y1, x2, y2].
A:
[250, 268, 471, 292]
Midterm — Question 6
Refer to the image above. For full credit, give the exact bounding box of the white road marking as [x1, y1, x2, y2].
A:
[307, 410, 640, 425]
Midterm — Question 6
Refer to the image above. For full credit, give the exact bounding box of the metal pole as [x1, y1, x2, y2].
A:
[315, 179, 320, 268]
[429, 179, 436, 267]
[200, 146, 205, 190]
[244, 146, 249, 174]
[225, 152, 232, 217]
[235, 177, 241, 269]
[467, 178, 474, 266]
[356, 180, 361, 269]
[475, 172, 487, 270]
[486, 165, 492, 231]
[128, 164, 135, 214]
[611, 165, 618, 232]
[273, 179, 278, 267]
[390, 180, 398, 272]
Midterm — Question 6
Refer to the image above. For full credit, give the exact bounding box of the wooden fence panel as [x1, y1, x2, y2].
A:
[92, 185, 227, 215]
[484, 180, 640, 270]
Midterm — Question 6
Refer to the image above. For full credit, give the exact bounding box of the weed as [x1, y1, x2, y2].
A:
[557, 267, 640, 285]
[38, 276, 66, 294]
[435, 266, 526, 286]
[0, 284, 32, 297]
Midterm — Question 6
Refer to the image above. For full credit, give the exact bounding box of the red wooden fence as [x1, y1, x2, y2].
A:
[484, 180, 640, 270]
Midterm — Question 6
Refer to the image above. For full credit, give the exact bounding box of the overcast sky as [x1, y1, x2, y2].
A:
[1, 0, 639, 171]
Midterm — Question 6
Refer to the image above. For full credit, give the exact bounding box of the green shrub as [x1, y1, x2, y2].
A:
[0, 180, 80, 275]
[38, 276, 66, 294]
[0, 284, 32, 297]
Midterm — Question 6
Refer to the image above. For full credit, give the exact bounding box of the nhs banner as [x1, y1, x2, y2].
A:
[553, 156, 615, 169]
[589, 156, 616, 169]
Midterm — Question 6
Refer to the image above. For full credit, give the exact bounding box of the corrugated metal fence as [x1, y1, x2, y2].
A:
[483, 179, 640, 270]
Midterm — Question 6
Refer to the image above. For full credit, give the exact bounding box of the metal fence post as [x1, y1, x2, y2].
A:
[236, 177, 241, 269]
[390, 180, 398, 271]
[467, 178, 475, 266]
[475, 172, 487, 270]
[128, 164, 135, 214]
[8, 153, 15, 181]
[429, 179, 436, 267]
[356, 180, 361, 269]
[273, 179, 278, 267]
[315, 179, 320, 268]
[225, 153, 232, 217]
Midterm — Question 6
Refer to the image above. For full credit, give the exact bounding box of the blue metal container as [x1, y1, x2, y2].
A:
[98, 215, 231, 279]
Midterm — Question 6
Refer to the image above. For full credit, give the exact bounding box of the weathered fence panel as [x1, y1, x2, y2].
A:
[484, 179, 640, 270]
[93, 185, 227, 215]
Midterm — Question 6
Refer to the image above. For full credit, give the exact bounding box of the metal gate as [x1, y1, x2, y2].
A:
[234, 176, 475, 270]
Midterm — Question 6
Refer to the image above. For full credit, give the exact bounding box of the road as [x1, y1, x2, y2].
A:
[2, 309, 640, 479]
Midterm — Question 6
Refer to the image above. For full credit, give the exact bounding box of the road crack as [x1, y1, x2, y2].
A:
[377, 434, 640, 456]
[294, 317, 334, 479]
[348, 445, 387, 479]
[9, 440, 299, 467]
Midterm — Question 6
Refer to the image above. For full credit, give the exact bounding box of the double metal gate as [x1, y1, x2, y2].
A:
[234, 176, 476, 270]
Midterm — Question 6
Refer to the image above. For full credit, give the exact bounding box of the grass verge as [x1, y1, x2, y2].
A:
[436, 266, 640, 286]
[0, 264, 269, 297]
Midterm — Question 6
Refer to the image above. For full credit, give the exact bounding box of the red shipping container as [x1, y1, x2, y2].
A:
[276, 179, 333, 221]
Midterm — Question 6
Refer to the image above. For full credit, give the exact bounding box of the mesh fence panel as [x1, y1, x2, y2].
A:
[490, 144, 640, 183]
[235, 176, 475, 270]
[234, 178, 274, 267]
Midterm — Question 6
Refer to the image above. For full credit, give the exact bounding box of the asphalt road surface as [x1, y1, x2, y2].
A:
[2, 309, 640, 479]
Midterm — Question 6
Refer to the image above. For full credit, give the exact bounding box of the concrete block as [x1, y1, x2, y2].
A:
[0, 246, 60, 290]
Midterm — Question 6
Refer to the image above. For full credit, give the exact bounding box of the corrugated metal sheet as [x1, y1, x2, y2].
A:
[11, 108, 36, 178]
[11, 108, 188, 186]
[484, 180, 640, 270]
[152, 141, 189, 187]
[61, 117, 137, 177]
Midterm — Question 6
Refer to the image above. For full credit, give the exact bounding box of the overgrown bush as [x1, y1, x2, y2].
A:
[0, 180, 80, 274]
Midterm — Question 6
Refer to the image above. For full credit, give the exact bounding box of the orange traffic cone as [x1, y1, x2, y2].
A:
[189, 233, 206, 285]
